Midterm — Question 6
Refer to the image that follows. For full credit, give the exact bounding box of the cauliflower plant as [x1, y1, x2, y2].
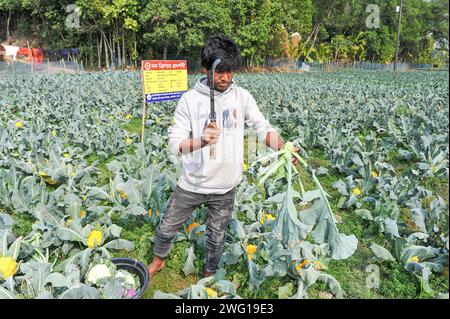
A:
[115, 269, 137, 288]
[86, 260, 115, 286]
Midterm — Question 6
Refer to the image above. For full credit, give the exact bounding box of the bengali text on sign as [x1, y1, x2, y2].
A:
[141, 60, 188, 103]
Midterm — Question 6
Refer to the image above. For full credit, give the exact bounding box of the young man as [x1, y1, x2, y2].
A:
[147, 33, 299, 277]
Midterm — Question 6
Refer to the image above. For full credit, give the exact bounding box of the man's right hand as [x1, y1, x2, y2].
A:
[203, 122, 221, 145]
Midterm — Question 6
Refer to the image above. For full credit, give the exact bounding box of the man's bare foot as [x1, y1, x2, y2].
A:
[147, 256, 165, 277]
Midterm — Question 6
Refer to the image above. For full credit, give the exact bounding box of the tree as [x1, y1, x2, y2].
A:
[226, 0, 275, 66]
[0, 0, 448, 67]
[140, 0, 231, 61]
[365, 27, 396, 63]
[0, 0, 19, 39]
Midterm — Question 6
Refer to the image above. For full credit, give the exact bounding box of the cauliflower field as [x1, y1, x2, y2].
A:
[0, 70, 448, 299]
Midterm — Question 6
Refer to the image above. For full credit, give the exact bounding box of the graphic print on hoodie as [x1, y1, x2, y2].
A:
[168, 76, 276, 194]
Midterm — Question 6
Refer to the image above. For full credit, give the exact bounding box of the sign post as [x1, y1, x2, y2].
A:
[140, 60, 188, 142]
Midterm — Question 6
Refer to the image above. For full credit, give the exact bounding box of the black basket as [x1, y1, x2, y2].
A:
[111, 258, 150, 299]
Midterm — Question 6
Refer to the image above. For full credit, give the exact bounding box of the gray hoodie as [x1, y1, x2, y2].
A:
[168, 76, 276, 194]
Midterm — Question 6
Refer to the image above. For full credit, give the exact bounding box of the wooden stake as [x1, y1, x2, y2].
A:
[140, 67, 147, 143]
[62, 58, 67, 73]
[11, 59, 15, 76]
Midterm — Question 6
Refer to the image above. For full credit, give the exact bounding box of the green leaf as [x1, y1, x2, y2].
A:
[103, 239, 134, 251]
[384, 218, 400, 238]
[108, 224, 122, 238]
[0, 286, 16, 299]
[58, 285, 100, 299]
[55, 227, 83, 242]
[87, 187, 112, 201]
[220, 242, 243, 266]
[317, 273, 345, 298]
[182, 244, 196, 276]
[289, 280, 308, 299]
[273, 191, 310, 247]
[277, 282, 295, 299]
[302, 190, 321, 202]
[370, 243, 395, 261]
[153, 291, 182, 299]
[45, 273, 68, 288]
[355, 209, 374, 221]
[7, 236, 22, 260]
[123, 204, 147, 216]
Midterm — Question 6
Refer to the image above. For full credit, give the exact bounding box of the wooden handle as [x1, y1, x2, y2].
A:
[210, 144, 216, 160]
[208, 121, 217, 160]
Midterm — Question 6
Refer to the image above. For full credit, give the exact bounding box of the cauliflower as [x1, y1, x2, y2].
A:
[115, 270, 136, 287]
[85, 259, 140, 298]
[0, 256, 18, 279]
[86, 264, 112, 285]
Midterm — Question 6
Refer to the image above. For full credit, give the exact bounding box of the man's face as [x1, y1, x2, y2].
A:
[203, 67, 234, 92]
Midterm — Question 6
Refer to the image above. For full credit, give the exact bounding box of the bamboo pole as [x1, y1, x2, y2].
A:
[140, 65, 147, 143]
[62, 58, 67, 73]
[11, 58, 15, 76]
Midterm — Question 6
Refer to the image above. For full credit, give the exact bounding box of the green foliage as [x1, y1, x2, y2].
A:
[0, 70, 448, 299]
[1, 0, 447, 67]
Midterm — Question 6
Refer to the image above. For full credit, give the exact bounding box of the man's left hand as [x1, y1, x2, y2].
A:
[291, 147, 300, 165]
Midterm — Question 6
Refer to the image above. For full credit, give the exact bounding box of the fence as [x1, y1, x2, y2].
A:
[1, 58, 448, 77]
[0, 59, 84, 77]
[264, 58, 449, 72]
[306, 61, 449, 71]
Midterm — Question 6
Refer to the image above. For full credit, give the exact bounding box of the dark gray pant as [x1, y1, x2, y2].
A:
[153, 185, 236, 273]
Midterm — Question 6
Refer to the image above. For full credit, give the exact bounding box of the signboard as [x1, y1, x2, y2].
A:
[141, 60, 188, 103]
[139, 60, 188, 142]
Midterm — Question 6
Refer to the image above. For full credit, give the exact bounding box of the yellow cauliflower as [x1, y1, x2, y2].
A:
[0, 256, 18, 279]
[86, 230, 103, 248]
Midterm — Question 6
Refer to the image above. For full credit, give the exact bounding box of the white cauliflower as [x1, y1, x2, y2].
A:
[115, 270, 137, 287]
[86, 264, 112, 285]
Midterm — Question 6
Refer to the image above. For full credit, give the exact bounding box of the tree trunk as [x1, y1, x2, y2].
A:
[163, 44, 168, 60]
[163, 43, 169, 60]
[305, 25, 320, 61]
[109, 32, 114, 69]
[6, 10, 12, 39]
[304, 23, 318, 46]
[134, 40, 137, 67]
[117, 35, 121, 68]
[104, 35, 109, 69]
[89, 33, 94, 68]
[98, 35, 102, 69]
[114, 24, 121, 68]
[122, 28, 126, 67]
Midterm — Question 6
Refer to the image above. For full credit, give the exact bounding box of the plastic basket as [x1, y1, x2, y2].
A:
[111, 258, 150, 299]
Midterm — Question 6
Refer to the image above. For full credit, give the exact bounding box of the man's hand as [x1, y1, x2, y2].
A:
[291, 146, 301, 165]
[178, 122, 221, 154]
[265, 132, 300, 165]
[203, 122, 221, 145]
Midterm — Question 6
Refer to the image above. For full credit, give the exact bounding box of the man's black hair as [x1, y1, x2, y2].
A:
[201, 33, 243, 72]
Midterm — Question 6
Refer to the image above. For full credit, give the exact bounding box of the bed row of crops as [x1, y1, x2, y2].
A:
[0, 70, 448, 298]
